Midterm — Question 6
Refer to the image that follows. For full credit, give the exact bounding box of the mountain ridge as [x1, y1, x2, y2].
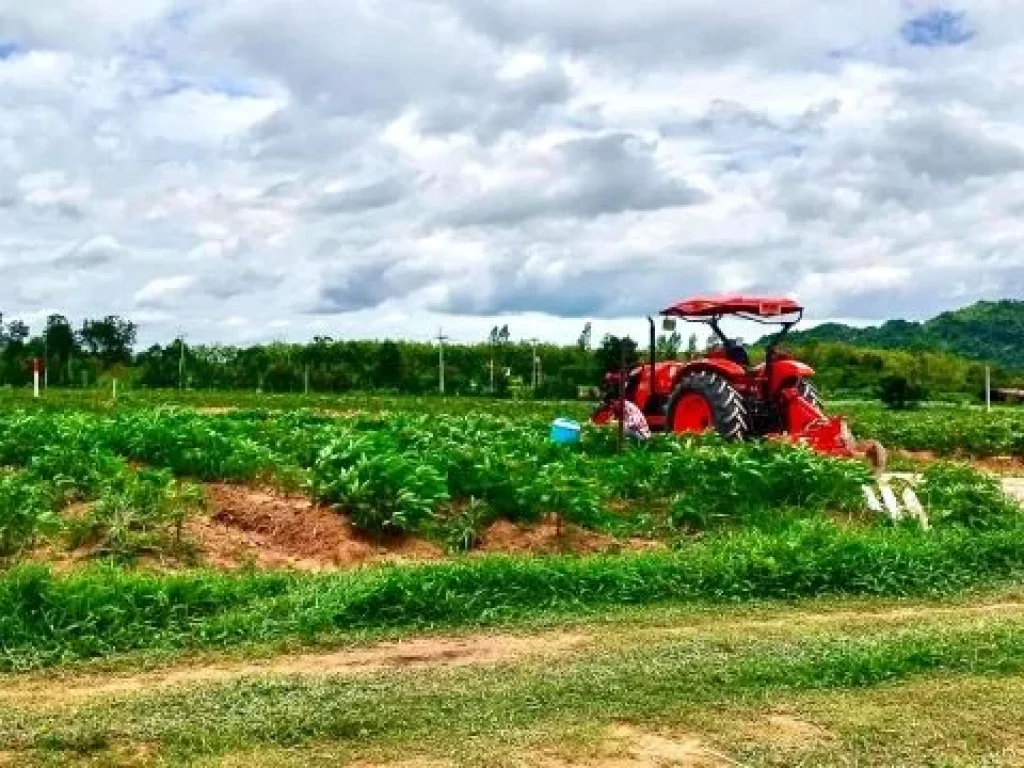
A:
[780, 300, 1024, 369]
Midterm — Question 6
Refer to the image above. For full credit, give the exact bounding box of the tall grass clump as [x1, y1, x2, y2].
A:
[2, 518, 1023, 670]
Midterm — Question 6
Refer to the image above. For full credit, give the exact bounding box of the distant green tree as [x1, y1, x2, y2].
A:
[656, 331, 682, 360]
[44, 315, 78, 385]
[878, 374, 928, 410]
[596, 335, 639, 373]
[577, 322, 593, 351]
[686, 333, 699, 358]
[375, 341, 403, 389]
[79, 316, 136, 367]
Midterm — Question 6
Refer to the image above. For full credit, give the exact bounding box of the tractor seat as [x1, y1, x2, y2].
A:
[725, 342, 750, 368]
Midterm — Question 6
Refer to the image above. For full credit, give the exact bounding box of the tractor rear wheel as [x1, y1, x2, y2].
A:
[796, 378, 823, 411]
[667, 371, 749, 440]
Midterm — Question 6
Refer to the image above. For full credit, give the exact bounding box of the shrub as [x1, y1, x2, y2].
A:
[439, 498, 496, 553]
[878, 375, 927, 410]
[0, 473, 57, 558]
[71, 470, 206, 561]
[919, 462, 1020, 529]
[317, 452, 449, 535]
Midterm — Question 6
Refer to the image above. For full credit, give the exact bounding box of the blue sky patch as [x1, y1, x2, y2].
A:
[203, 74, 264, 99]
[901, 9, 974, 47]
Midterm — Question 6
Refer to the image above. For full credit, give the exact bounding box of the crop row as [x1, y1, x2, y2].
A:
[840, 402, 1024, 457]
[0, 406, 1017, 567]
[5, 387, 1024, 456]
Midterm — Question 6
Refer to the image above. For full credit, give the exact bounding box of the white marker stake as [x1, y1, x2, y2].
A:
[863, 485, 883, 514]
[880, 484, 904, 522]
[112, 378, 118, 399]
[32, 358, 40, 399]
[902, 487, 928, 529]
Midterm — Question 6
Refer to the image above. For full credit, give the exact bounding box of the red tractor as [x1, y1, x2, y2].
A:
[592, 295, 884, 468]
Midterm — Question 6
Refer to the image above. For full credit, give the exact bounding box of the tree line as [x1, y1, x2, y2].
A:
[0, 313, 1016, 400]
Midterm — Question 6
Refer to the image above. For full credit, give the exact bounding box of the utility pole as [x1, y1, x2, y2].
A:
[178, 336, 186, 391]
[436, 328, 449, 394]
[529, 338, 540, 390]
[986, 366, 992, 413]
[617, 342, 626, 453]
[488, 336, 495, 394]
[43, 334, 48, 390]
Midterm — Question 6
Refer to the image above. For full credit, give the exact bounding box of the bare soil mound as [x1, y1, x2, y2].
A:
[192, 484, 443, 571]
[35, 485, 664, 573]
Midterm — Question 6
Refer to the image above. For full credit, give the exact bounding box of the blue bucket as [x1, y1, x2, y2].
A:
[550, 418, 581, 444]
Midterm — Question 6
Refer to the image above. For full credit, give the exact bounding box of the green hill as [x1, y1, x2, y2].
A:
[783, 300, 1024, 369]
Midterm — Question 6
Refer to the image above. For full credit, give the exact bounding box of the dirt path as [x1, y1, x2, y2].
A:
[0, 631, 589, 709]
[5, 596, 1024, 712]
[1001, 477, 1024, 503]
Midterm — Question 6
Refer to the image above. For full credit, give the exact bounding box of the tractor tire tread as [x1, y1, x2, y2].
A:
[668, 371, 749, 440]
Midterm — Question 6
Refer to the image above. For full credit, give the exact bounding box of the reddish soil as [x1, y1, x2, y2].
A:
[32, 485, 664, 573]
[191, 488, 664, 571]
[192, 484, 444, 571]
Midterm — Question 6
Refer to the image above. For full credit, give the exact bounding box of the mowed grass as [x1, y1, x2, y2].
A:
[6, 591, 1024, 766]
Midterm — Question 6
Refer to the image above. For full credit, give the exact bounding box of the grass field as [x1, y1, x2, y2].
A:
[1, 389, 1024, 765]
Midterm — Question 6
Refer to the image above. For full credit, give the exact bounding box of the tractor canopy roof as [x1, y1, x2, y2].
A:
[660, 295, 803, 320]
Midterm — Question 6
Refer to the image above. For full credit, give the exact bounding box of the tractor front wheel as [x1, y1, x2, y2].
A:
[667, 372, 749, 440]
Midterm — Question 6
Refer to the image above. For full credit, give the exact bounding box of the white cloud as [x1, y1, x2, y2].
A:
[134, 275, 197, 307]
[0, 0, 1022, 345]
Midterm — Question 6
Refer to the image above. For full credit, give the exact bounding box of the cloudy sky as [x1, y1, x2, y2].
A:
[0, 1, 1021, 346]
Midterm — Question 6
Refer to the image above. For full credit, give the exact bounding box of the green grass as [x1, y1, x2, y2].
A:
[0, 386, 594, 421]
[8, 612, 1024, 765]
[3, 516, 1024, 671]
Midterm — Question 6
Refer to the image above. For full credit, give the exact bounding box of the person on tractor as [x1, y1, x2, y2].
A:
[723, 338, 750, 368]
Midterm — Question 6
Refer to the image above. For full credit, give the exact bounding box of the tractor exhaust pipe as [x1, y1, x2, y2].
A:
[647, 316, 656, 398]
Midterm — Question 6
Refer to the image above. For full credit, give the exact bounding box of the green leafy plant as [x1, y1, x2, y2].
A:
[919, 462, 1020, 529]
[440, 498, 496, 553]
[316, 451, 449, 536]
[0, 473, 57, 558]
[71, 470, 206, 562]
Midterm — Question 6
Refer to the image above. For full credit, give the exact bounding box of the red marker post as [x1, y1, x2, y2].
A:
[32, 358, 40, 399]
